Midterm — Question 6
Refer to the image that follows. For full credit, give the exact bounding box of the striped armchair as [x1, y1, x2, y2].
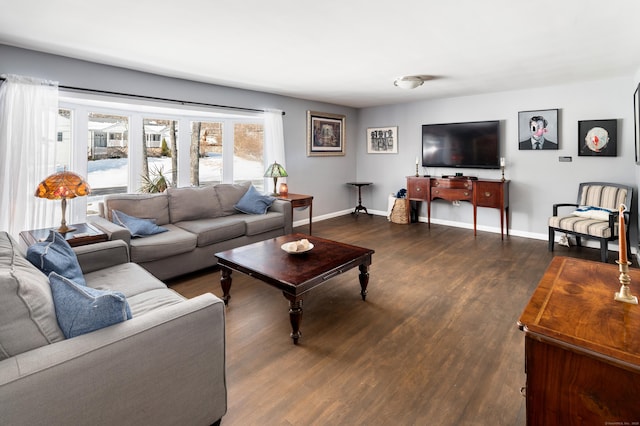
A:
[548, 182, 633, 263]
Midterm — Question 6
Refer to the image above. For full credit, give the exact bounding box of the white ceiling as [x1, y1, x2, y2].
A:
[2, 0, 640, 108]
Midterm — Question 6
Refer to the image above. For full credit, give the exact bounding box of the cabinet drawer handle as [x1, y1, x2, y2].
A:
[416, 187, 421, 192]
[434, 181, 439, 186]
[464, 192, 469, 196]
[434, 190, 439, 194]
[484, 192, 491, 197]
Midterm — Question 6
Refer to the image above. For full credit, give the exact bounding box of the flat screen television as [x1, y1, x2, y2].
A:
[422, 120, 500, 169]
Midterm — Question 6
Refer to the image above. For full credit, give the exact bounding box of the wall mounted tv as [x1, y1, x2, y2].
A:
[422, 120, 500, 169]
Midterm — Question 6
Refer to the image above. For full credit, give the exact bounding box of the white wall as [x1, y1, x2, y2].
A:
[358, 76, 638, 247]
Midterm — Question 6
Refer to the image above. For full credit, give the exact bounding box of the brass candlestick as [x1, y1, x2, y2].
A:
[614, 260, 638, 304]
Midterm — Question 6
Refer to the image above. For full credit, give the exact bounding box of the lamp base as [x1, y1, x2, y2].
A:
[56, 224, 76, 234]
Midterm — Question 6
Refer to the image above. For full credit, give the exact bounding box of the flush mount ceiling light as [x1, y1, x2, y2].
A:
[394, 76, 425, 89]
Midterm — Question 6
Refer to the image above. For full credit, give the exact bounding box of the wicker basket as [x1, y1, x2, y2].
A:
[390, 198, 410, 224]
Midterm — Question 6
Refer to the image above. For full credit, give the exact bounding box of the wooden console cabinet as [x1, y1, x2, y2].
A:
[406, 176, 509, 239]
[518, 256, 640, 425]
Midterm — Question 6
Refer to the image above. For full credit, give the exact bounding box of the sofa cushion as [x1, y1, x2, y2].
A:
[168, 186, 224, 222]
[235, 185, 275, 215]
[175, 217, 247, 247]
[112, 209, 168, 237]
[26, 230, 86, 286]
[243, 211, 286, 236]
[215, 181, 251, 216]
[49, 272, 132, 339]
[84, 262, 169, 298]
[129, 224, 197, 263]
[103, 193, 170, 225]
[0, 232, 65, 360]
[126, 288, 186, 317]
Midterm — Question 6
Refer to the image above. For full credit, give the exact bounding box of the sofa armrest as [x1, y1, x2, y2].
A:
[270, 199, 293, 234]
[88, 215, 132, 244]
[0, 293, 227, 425]
[73, 239, 130, 273]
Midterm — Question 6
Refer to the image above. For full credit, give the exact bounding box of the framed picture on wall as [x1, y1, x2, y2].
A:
[578, 119, 617, 157]
[306, 110, 346, 156]
[367, 126, 398, 154]
[518, 108, 559, 150]
[635, 84, 640, 164]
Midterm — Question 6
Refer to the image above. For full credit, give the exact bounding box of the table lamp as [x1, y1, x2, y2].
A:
[35, 170, 91, 233]
[264, 161, 288, 195]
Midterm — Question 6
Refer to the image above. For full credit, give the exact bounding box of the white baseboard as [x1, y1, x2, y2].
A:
[304, 209, 637, 256]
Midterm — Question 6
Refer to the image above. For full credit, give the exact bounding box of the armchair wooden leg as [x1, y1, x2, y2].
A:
[600, 240, 608, 263]
[548, 228, 555, 252]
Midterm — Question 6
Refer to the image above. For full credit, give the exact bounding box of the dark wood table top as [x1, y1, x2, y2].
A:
[519, 256, 640, 367]
[215, 233, 374, 296]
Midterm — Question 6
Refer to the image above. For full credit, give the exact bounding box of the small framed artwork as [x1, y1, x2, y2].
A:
[367, 126, 398, 154]
[578, 119, 617, 157]
[518, 108, 559, 150]
[635, 84, 640, 164]
[306, 111, 346, 156]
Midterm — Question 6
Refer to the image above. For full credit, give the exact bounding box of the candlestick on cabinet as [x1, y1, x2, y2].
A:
[615, 203, 637, 304]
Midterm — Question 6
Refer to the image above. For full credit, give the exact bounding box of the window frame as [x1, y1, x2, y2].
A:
[59, 92, 265, 223]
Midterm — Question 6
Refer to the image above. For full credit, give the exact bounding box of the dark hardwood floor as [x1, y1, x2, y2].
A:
[167, 215, 623, 425]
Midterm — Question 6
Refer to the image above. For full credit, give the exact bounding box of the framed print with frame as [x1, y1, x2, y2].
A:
[635, 84, 640, 163]
[578, 119, 617, 157]
[367, 126, 398, 154]
[306, 111, 346, 156]
[518, 108, 559, 150]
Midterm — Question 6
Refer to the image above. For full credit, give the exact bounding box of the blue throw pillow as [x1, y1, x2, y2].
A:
[26, 230, 86, 286]
[234, 185, 275, 215]
[48, 272, 132, 338]
[112, 209, 168, 237]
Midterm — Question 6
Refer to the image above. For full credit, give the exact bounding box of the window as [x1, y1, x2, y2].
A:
[59, 96, 266, 216]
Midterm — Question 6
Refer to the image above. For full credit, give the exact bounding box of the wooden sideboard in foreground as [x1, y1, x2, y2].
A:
[518, 256, 640, 425]
[406, 176, 509, 239]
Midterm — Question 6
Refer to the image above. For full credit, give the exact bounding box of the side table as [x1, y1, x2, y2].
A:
[19, 222, 108, 249]
[276, 193, 314, 235]
[346, 182, 373, 215]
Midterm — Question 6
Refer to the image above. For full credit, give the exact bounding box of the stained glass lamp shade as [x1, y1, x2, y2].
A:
[35, 171, 91, 233]
[264, 161, 288, 195]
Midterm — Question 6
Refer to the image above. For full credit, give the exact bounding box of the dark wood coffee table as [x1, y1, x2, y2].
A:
[215, 233, 374, 344]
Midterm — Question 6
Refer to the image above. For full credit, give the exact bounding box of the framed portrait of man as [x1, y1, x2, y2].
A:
[518, 109, 559, 150]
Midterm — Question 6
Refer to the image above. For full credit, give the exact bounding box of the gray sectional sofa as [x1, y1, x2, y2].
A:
[0, 231, 227, 425]
[90, 182, 293, 280]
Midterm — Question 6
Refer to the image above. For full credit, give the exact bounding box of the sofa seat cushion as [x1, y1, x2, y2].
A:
[0, 232, 65, 360]
[49, 272, 132, 339]
[175, 217, 247, 247]
[168, 186, 224, 222]
[243, 211, 285, 236]
[84, 262, 169, 298]
[548, 215, 615, 238]
[129, 224, 197, 263]
[126, 288, 186, 317]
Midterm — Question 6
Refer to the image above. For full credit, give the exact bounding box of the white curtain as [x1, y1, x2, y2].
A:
[264, 109, 286, 191]
[0, 74, 59, 238]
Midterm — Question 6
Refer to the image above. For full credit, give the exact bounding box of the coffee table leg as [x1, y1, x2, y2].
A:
[220, 267, 232, 306]
[282, 292, 303, 344]
[359, 263, 369, 301]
